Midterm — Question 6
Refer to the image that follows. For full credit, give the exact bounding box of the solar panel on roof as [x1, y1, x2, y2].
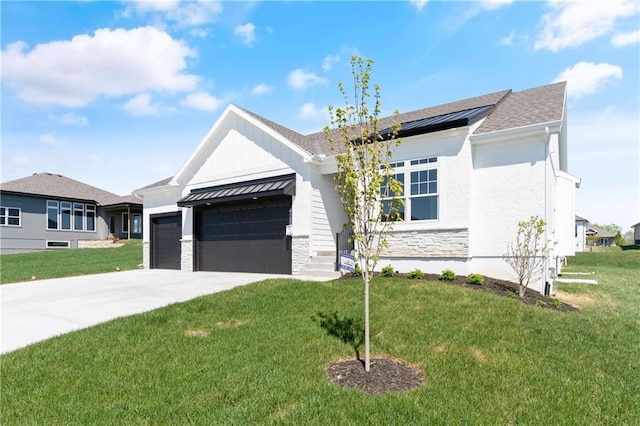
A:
[375, 104, 495, 139]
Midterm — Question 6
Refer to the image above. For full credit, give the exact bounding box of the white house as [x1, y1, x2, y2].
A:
[135, 82, 580, 294]
[575, 215, 589, 252]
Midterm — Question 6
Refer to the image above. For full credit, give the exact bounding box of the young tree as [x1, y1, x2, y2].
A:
[323, 56, 402, 372]
[504, 216, 549, 298]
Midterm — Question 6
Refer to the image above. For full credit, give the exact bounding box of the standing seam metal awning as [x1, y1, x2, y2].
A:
[177, 174, 296, 207]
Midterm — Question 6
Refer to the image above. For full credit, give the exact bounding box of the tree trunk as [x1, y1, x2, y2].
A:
[364, 269, 371, 372]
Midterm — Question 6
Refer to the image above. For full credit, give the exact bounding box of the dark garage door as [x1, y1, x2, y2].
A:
[151, 213, 182, 270]
[195, 196, 291, 274]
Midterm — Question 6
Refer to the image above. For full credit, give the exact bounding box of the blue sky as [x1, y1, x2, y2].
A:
[2, 0, 639, 230]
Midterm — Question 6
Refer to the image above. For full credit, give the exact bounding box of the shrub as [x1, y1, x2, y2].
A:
[507, 290, 516, 298]
[353, 264, 363, 277]
[551, 298, 563, 309]
[466, 273, 484, 285]
[535, 300, 547, 308]
[407, 269, 424, 280]
[440, 269, 456, 281]
[380, 265, 395, 277]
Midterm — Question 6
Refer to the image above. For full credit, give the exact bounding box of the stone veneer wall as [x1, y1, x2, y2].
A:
[291, 235, 310, 274]
[181, 239, 193, 272]
[384, 228, 469, 258]
[143, 241, 150, 269]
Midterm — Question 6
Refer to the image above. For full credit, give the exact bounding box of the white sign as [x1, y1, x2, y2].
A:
[339, 252, 356, 272]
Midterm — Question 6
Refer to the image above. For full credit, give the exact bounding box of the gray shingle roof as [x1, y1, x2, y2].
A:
[474, 82, 566, 134]
[303, 88, 512, 155]
[235, 82, 565, 156]
[0, 173, 141, 207]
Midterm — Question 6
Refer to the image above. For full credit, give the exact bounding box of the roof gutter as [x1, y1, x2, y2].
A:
[470, 120, 562, 145]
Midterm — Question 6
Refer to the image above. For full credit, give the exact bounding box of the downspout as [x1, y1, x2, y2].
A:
[544, 127, 554, 295]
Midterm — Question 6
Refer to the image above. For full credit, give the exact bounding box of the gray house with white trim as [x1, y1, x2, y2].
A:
[0, 173, 142, 254]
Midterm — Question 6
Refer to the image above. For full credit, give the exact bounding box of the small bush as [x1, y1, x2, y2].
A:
[353, 264, 363, 277]
[466, 273, 484, 285]
[551, 298, 562, 309]
[380, 265, 395, 277]
[440, 269, 456, 281]
[535, 300, 547, 308]
[407, 269, 424, 280]
[507, 290, 516, 298]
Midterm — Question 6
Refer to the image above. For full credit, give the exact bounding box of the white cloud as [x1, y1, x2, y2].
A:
[298, 102, 327, 119]
[234, 23, 256, 45]
[190, 28, 210, 38]
[480, 0, 514, 11]
[181, 91, 222, 111]
[48, 112, 88, 126]
[288, 69, 327, 90]
[322, 54, 340, 71]
[410, 0, 428, 12]
[123, 93, 161, 116]
[534, 0, 639, 52]
[501, 31, 515, 45]
[553, 62, 623, 100]
[127, 0, 179, 13]
[39, 133, 66, 146]
[124, 0, 223, 27]
[612, 29, 640, 47]
[1, 26, 199, 108]
[251, 83, 274, 95]
[442, 0, 514, 36]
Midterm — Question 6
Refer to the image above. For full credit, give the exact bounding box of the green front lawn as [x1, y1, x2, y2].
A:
[0, 240, 143, 284]
[1, 249, 638, 424]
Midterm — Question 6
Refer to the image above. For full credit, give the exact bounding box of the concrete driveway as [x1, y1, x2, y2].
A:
[1, 269, 328, 354]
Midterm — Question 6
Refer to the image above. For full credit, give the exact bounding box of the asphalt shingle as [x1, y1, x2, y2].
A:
[0, 173, 141, 206]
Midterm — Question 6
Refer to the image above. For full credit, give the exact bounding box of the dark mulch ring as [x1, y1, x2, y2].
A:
[342, 272, 578, 312]
[327, 356, 425, 395]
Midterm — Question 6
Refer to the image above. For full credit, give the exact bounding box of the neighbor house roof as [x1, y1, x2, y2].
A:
[0, 172, 142, 207]
[232, 82, 564, 156]
[585, 225, 616, 238]
[575, 215, 588, 221]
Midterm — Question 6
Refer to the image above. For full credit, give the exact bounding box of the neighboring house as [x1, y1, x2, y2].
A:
[0, 173, 142, 254]
[633, 222, 640, 246]
[135, 81, 579, 294]
[575, 215, 589, 252]
[585, 224, 617, 247]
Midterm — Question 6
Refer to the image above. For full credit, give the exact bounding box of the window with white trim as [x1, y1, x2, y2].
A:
[380, 156, 439, 222]
[74, 203, 84, 231]
[46, 200, 96, 232]
[132, 213, 142, 234]
[1, 207, 21, 226]
[60, 202, 72, 230]
[86, 205, 96, 231]
[47, 241, 70, 248]
[47, 200, 59, 229]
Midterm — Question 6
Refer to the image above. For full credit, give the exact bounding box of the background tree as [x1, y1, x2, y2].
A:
[323, 56, 402, 372]
[504, 216, 549, 298]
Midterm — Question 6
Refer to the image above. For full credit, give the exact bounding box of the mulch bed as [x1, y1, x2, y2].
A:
[341, 272, 578, 312]
[327, 356, 424, 395]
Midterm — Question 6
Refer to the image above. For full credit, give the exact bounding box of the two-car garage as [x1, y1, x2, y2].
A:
[151, 175, 295, 274]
